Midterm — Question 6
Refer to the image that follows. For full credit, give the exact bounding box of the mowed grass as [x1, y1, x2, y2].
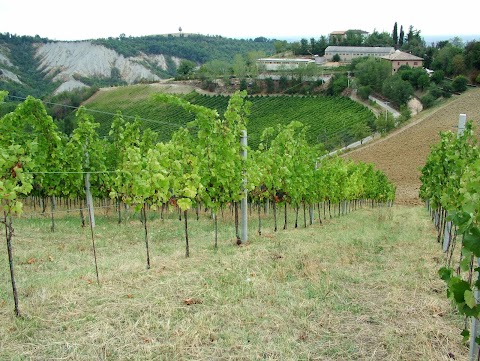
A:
[0, 205, 468, 360]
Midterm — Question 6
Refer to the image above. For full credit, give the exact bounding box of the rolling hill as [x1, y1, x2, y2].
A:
[0, 33, 275, 97]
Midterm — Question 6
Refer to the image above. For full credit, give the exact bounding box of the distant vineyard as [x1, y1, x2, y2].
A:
[84, 85, 375, 149]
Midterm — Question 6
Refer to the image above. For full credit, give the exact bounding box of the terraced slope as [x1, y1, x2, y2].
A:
[344, 88, 480, 205]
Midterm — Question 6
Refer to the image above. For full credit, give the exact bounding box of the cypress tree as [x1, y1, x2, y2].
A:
[392, 22, 398, 49]
[399, 25, 405, 47]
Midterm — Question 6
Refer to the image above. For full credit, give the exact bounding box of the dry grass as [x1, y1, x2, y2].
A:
[0, 205, 468, 360]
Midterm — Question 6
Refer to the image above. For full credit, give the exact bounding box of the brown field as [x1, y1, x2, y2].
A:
[344, 88, 480, 205]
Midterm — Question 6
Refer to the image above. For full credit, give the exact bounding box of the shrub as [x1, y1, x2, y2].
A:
[441, 82, 453, 98]
[421, 94, 436, 108]
[398, 105, 412, 123]
[375, 112, 395, 134]
[430, 69, 445, 84]
[357, 85, 372, 100]
[428, 84, 443, 99]
[452, 75, 468, 92]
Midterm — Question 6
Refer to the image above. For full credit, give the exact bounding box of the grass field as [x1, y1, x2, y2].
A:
[0, 204, 469, 360]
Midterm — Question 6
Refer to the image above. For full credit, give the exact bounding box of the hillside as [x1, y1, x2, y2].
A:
[0, 34, 275, 97]
[82, 83, 375, 149]
[344, 88, 480, 205]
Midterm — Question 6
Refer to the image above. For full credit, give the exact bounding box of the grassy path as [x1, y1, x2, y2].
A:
[0, 205, 468, 360]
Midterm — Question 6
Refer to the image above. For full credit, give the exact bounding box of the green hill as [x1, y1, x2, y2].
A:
[0, 33, 275, 99]
[83, 84, 375, 149]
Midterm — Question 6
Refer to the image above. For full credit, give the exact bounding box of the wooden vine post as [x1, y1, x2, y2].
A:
[240, 129, 248, 244]
[4, 211, 20, 317]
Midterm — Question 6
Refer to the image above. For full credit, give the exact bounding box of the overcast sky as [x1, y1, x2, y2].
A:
[1, 0, 478, 42]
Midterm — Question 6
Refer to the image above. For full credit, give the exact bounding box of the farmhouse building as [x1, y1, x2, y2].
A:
[381, 50, 424, 74]
[256, 57, 315, 71]
[324, 46, 395, 62]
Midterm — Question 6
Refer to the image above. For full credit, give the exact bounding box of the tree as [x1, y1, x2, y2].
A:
[254, 37, 268, 43]
[442, 82, 453, 98]
[399, 26, 404, 47]
[432, 43, 463, 76]
[428, 83, 443, 99]
[417, 73, 431, 91]
[343, 30, 364, 46]
[450, 36, 465, 48]
[274, 40, 288, 54]
[177, 59, 196, 78]
[398, 105, 412, 123]
[197, 60, 231, 80]
[364, 30, 394, 47]
[350, 122, 371, 143]
[265, 77, 275, 93]
[421, 93, 435, 108]
[431, 69, 445, 84]
[327, 74, 348, 96]
[317, 36, 329, 56]
[357, 85, 372, 100]
[423, 45, 436, 69]
[245, 50, 265, 77]
[300, 38, 309, 55]
[399, 66, 430, 90]
[452, 75, 468, 92]
[401, 26, 426, 57]
[375, 111, 395, 134]
[465, 41, 480, 70]
[232, 54, 247, 79]
[406, 26, 414, 43]
[382, 75, 414, 106]
[392, 22, 398, 48]
[354, 57, 391, 93]
[452, 54, 466, 76]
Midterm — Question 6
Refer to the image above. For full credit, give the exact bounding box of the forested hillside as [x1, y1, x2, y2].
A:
[0, 33, 275, 98]
[93, 33, 276, 63]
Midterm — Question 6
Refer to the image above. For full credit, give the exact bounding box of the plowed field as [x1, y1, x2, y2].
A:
[344, 88, 480, 205]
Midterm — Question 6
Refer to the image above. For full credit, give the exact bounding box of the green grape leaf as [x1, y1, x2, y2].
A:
[460, 253, 473, 272]
[448, 277, 470, 303]
[465, 290, 477, 309]
[177, 198, 192, 211]
[464, 227, 480, 257]
[438, 267, 453, 282]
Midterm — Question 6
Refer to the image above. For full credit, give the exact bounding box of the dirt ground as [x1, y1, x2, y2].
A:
[344, 88, 480, 205]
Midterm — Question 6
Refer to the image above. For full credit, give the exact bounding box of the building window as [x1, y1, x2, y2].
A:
[414, 62, 418, 65]
[398, 62, 400, 65]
